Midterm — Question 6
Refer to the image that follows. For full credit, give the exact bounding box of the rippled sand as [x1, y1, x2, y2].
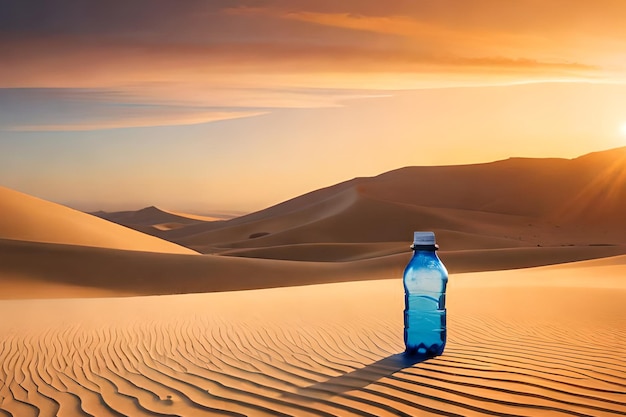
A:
[1, 260, 625, 416]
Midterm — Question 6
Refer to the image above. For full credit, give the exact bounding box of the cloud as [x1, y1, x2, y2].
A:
[0, 87, 395, 132]
[225, 7, 438, 38]
[221, 3, 625, 74]
[0, 88, 270, 132]
[0, 0, 622, 128]
[7, 111, 267, 132]
[0, 35, 600, 90]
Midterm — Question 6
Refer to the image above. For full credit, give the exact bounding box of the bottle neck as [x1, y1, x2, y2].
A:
[410, 244, 439, 251]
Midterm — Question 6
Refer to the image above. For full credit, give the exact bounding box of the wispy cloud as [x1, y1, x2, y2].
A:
[0, 87, 392, 132]
[7, 111, 267, 132]
[1, 0, 623, 132]
[224, 7, 456, 41]
[0, 88, 270, 132]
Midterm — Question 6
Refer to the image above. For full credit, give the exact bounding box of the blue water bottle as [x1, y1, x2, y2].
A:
[403, 231, 448, 357]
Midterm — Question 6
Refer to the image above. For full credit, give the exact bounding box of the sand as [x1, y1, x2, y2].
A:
[92, 206, 224, 234]
[143, 147, 626, 256]
[1, 257, 624, 416]
[1, 149, 625, 415]
[0, 187, 197, 255]
[2, 237, 626, 299]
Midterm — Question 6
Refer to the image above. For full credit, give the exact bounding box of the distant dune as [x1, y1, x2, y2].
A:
[0, 186, 197, 255]
[91, 205, 219, 233]
[115, 146, 626, 259]
[92, 206, 240, 231]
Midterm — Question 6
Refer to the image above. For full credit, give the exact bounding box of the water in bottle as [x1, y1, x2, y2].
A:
[403, 231, 448, 357]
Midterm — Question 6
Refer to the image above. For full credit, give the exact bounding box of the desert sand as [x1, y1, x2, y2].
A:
[88, 147, 626, 258]
[1, 257, 625, 416]
[0, 187, 197, 255]
[1, 148, 625, 415]
[3, 237, 626, 299]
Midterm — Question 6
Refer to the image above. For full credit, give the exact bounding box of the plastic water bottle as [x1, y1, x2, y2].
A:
[403, 231, 448, 357]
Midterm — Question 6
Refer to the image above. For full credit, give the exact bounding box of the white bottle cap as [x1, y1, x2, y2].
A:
[413, 231, 436, 245]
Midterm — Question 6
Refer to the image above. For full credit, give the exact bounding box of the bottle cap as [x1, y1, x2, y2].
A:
[413, 231, 436, 245]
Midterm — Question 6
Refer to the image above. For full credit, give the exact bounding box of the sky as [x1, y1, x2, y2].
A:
[1, 0, 626, 213]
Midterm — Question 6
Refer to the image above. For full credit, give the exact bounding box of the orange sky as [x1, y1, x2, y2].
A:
[1, 1, 625, 212]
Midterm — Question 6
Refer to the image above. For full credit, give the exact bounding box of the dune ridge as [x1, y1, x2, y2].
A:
[0, 187, 197, 255]
[105, 146, 626, 258]
[92, 205, 236, 232]
[2, 237, 625, 299]
[1, 262, 624, 416]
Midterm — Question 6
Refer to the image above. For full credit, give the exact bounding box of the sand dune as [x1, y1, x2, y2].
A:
[0, 187, 197, 254]
[360, 146, 626, 222]
[160, 208, 234, 222]
[92, 205, 220, 233]
[123, 146, 626, 257]
[1, 259, 624, 416]
[219, 242, 410, 262]
[171, 193, 585, 255]
[2, 237, 625, 299]
[91, 206, 241, 236]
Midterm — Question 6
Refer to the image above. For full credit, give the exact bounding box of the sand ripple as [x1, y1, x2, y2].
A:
[1, 281, 625, 416]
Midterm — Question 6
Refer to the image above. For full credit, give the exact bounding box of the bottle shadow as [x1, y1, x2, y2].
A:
[293, 353, 431, 400]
